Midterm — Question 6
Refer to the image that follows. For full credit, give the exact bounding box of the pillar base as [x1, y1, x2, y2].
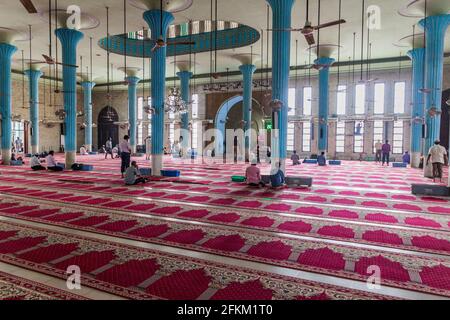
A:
[424, 161, 434, 178]
[65, 151, 76, 169]
[31, 145, 39, 155]
[131, 145, 137, 155]
[152, 154, 163, 177]
[1, 149, 11, 165]
[411, 152, 421, 168]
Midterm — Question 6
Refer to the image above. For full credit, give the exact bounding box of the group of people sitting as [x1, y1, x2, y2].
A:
[245, 160, 285, 189]
[30, 151, 63, 172]
[290, 151, 327, 166]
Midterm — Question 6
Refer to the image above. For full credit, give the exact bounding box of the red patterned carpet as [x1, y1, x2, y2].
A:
[0, 154, 449, 300]
[0, 271, 86, 300]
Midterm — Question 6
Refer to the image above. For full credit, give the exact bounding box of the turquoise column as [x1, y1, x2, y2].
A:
[0, 43, 17, 165]
[267, 0, 295, 173]
[407, 48, 425, 168]
[177, 71, 192, 133]
[239, 64, 256, 162]
[419, 15, 450, 153]
[315, 57, 335, 153]
[25, 69, 43, 154]
[81, 81, 96, 152]
[126, 76, 140, 154]
[144, 9, 174, 176]
[55, 28, 83, 168]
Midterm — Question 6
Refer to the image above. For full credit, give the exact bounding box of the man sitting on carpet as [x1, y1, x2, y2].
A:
[80, 145, 88, 155]
[30, 154, 46, 171]
[124, 161, 149, 185]
[317, 152, 327, 166]
[46, 151, 63, 172]
[402, 151, 411, 165]
[245, 159, 265, 188]
[291, 150, 300, 166]
[270, 162, 285, 188]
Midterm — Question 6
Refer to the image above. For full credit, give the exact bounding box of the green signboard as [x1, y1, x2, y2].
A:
[264, 119, 273, 130]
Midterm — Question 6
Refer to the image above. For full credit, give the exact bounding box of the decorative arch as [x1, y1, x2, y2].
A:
[214, 95, 261, 155]
[97, 106, 119, 149]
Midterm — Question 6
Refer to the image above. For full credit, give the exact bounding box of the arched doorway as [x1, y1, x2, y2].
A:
[214, 95, 264, 155]
[98, 106, 119, 149]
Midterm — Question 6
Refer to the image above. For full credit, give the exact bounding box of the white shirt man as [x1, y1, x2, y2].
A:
[46, 154, 57, 167]
[119, 139, 131, 154]
[428, 143, 447, 164]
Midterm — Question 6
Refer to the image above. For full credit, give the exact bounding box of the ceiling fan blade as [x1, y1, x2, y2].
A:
[55, 61, 79, 68]
[304, 33, 315, 45]
[20, 0, 38, 14]
[267, 28, 303, 32]
[314, 19, 346, 30]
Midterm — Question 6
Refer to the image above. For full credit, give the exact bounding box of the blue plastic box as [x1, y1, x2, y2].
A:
[393, 162, 407, 168]
[329, 160, 342, 165]
[303, 159, 318, 164]
[10, 160, 23, 166]
[140, 168, 152, 176]
[81, 164, 94, 171]
[161, 170, 181, 177]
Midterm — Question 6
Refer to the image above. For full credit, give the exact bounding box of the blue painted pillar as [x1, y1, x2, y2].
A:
[315, 57, 335, 153]
[239, 64, 256, 162]
[126, 76, 140, 153]
[0, 43, 17, 165]
[407, 48, 425, 168]
[144, 10, 174, 176]
[419, 15, 450, 153]
[267, 0, 295, 173]
[55, 28, 84, 168]
[177, 70, 193, 150]
[25, 69, 43, 154]
[81, 81, 96, 152]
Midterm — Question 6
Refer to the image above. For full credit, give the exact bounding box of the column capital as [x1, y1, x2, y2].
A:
[314, 57, 335, 69]
[239, 64, 257, 76]
[407, 47, 425, 62]
[0, 43, 17, 59]
[266, 0, 296, 13]
[24, 69, 43, 81]
[55, 28, 84, 48]
[419, 14, 450, 33]
[126, 76, 141, 86]
[177, 71, 193, 81]
[81, 81, 96, 91]
[143, 10, 174, 40]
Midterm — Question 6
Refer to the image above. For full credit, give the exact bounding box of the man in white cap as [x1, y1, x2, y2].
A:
[427, 140, 448, 181]
[245, 158, 265, 187]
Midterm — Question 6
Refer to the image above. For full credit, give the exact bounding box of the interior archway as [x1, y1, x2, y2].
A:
[97, 106, 119, 150]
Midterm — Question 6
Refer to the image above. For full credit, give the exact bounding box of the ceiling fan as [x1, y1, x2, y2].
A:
[20, 0, 38, 14]
[268, 0, 346, 45]
[150, 0, 195, 53]
[30, 54, 78, 69]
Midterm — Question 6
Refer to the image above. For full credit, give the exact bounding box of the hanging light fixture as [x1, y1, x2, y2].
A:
[164, 44, 188, 115]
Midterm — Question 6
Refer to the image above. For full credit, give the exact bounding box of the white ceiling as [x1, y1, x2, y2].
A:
[3, 0, 450, 86]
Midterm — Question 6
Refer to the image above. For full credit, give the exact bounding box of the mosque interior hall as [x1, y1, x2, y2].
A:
[0, 0, 450, 302]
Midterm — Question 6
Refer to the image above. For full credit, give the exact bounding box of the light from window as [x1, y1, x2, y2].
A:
[180, 23, 189, 36]
[287, 122, 295, 151]
[302, 122, 311, 152]
[204, 20, 212, 32]
[230, 22, 239, 29]
[168, 25, 176, 38]
[373, 83, 385, 114]
[303, 87, 312, 116]
[217, 21, 225, 30]
[169, 123, 175, 146]
[192, 94, 199, 119]
[192, 21, 200, 34]
[336, 85, 346, 115]
[373, 120, 384, 153]
[393, 121, 404, 154]
[336, 121, 345, 153]
[394, 82, 405, 114]
[288, 88, 296, 116]
[192, 121, 199, 149]
[355, 84, 365, 115]
[354, 122, 364, 153]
